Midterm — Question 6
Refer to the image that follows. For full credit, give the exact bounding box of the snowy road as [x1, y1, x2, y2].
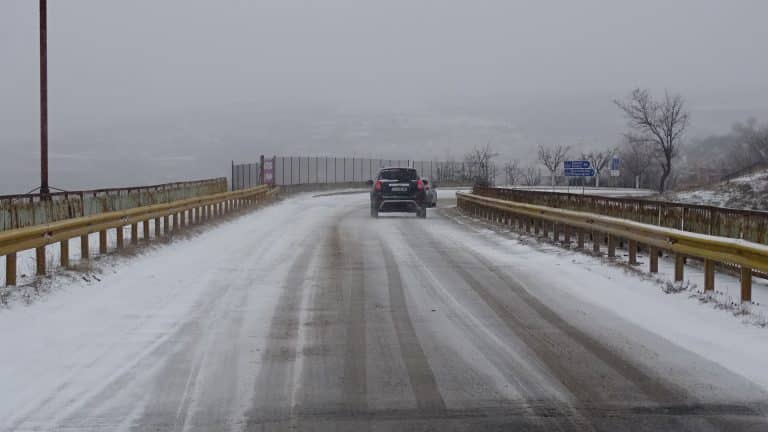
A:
[2, 191, 768, 431]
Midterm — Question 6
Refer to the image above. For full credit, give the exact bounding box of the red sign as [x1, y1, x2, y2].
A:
[264, 159, 274, 185]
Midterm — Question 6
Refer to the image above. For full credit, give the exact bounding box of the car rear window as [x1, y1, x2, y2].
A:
[379, 169, 418, 181]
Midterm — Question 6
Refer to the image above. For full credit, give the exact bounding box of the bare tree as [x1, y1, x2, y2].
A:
[615, 88, 690, 193]
[464, 142, 498, 186]
[503, 160, 521, 185]
[620, 137, 654, 188]
[580, 148, 616, 188]
[522, 166, 542, 186]
[537, 144, 570, 188]
[733, 118, 768, 163]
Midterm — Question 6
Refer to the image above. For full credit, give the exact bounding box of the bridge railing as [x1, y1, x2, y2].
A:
[458, 192, 768, 303]
[473, 186, 768, 246]
[0, 178, 228, 232]
[1, 185, 277, 287]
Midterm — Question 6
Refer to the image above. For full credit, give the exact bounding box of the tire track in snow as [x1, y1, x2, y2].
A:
[379, 239, 447, 412]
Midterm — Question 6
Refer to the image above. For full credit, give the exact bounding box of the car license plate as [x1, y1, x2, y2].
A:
[391, 187, 407, 192]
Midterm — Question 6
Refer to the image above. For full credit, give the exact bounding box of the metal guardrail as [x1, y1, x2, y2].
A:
[457, 192, 768, 302]
[473, 186, 768, 246]
[0, 178, 228, 232]
[2, 185, 278, 287]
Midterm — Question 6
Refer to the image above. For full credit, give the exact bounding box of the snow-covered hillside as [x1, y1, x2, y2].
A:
[668, 168, 768, 210]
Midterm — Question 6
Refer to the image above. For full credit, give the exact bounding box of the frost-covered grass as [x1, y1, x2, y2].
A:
[669, 168, 768, 210]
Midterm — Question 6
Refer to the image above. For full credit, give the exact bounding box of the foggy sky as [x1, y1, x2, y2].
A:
[2, 0, 768, 193]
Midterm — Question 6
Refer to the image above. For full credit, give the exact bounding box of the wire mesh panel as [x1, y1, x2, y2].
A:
[231, 163, 261, 190]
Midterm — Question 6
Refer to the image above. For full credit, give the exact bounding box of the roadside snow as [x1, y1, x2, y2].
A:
[0, 192, 360, 430]
[432, 211, 768, 391]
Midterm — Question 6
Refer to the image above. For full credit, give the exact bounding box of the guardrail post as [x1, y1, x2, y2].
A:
[563, 225, 571, 247]
[542, 220, 549, 238]
[163, 215, 169, 235]
[577, 230, 585, 249]
[649, 247, 659, 273]
[741, 267, 752, 302]
[154, 218, 161, 237]
[704, 259, 715, 292]
[99, 230, 107, 254]
[628, 240, 638, 265]
[5, 253, 17, 286]
[131, 223, 138, 244]
[553, 223, 560, 243]
[674, 254, 685, 282]
[171, 213, 177, 232]
[81, 234, 90, 260]
[116, 226, 124, 249]
[592, 232, 600, 254]
[60, 240, 69, 266]
[36, 246, 46, 276]
[607, 235, 616, 258]
[143, 220, 150, 241]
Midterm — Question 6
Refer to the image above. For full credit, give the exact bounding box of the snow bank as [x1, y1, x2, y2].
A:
[432, 211, 768, 391]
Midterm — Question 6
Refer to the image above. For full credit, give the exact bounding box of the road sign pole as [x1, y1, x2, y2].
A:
[39, 0, 50, 197]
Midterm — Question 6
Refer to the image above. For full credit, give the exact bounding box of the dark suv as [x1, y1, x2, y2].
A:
[368, 167, 429, 218]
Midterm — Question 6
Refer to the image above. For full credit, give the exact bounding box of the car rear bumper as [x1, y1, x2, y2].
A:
[374, 198, 424, 213]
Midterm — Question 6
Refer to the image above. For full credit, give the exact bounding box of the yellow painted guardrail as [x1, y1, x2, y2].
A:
[457, 192, 768, 302]
[2, 185, 279, 286]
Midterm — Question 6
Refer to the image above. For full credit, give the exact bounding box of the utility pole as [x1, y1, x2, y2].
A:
[39, 0, 50, 196]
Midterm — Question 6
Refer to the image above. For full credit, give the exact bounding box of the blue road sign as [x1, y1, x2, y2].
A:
[564, 168, 596, 177]
[564, 160, 591, 170]
[611, 157, 620, 170]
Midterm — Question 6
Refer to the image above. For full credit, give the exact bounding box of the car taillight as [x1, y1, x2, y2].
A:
[416, 179, 424, 191]
[374, 180, 382, 191]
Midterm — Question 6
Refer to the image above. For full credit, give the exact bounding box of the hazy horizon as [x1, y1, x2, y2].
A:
[2, 0, 768, 194]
